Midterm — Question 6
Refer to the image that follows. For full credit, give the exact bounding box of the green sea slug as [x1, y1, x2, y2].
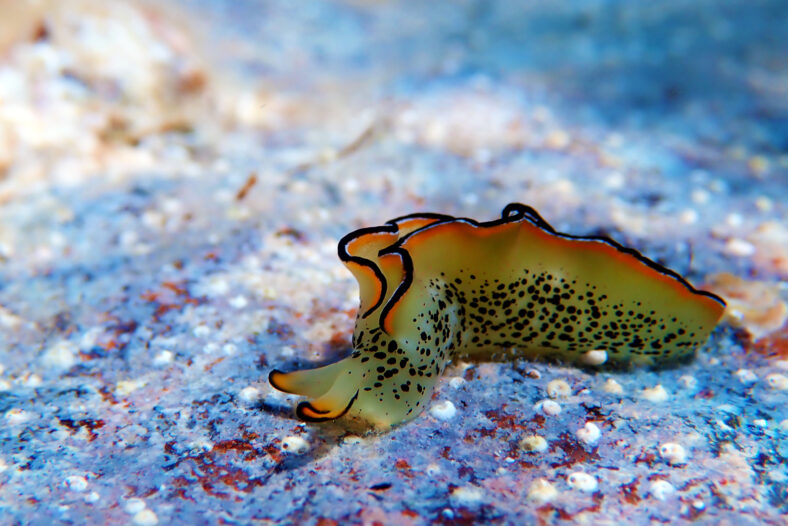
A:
[270, 204, 725, 427]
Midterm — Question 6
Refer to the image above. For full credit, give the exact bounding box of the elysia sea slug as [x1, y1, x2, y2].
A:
[270, 204, 725, 427]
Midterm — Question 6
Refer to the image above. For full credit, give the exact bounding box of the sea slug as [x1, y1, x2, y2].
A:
[269, 204, 725, 427]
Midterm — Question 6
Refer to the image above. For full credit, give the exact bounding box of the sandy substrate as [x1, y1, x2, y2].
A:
[0, 0, 786, 524]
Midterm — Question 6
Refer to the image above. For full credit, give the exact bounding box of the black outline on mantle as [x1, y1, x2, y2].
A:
[342, 203, 725, 334]
[296, 390, 359, 423]
[337, 213, 452, 318]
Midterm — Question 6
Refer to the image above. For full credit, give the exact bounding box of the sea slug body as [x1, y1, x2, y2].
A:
[269, 204, 726, 427]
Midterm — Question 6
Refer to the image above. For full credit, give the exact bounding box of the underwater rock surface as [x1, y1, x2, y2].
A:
[0, 0, 786, 523]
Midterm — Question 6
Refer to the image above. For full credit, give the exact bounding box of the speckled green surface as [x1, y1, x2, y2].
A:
[0, 0, 786, 524]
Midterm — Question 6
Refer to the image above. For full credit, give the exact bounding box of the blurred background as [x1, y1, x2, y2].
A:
[1, 0, 785, 222]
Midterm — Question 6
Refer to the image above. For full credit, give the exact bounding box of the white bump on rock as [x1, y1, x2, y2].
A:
[0, 457, 7, 473]
[603, 378, 623, 394]
[133, 509, 159, 526]
[679, 209, 698, 225]
[189, 440, 213, 452]
[206, 277, 229, 295]
[527, 478, 558, 503]
[659, 442, 687, 465]
[580, 350, 607, 366]
[65, 475, 88, 492]
[734, 369, 757, 384]
[724, 238, 756, 257]
[641, 384, 669, 402]
[430, 400, 457, 420]
[229, 295, 248, 309]
[519, 435, 548, 453]
[238, 386, 261, 403]
[115, 379, 145, 396]
[767, 468, 787, 482]
[450, 485, 484, 506]
[4, 408, 30, 425]
[691, 189, 710, 204]
[124, 498, 147, 514]
[261, 286, 278, 300]
[448, 377, 466, 388]
[766, 373, 788, 391]
[546, 379, 571, 398]
[42, 341, 77, 369]
[678, 375, 698, 389]
[281, 436, 309, 454]
[193, 325, 210, 337]
[535, 399, 562, 416]
[649, 480, 675, 501]
[79, 327, 104, 350]
[21, 373, 42, 387]
[84, 492, 100, 503]
[567, 472, 598, 492]
[152, 350, 174, 366]
[576, 422, 601, 445]
[604, 172, 625, 189]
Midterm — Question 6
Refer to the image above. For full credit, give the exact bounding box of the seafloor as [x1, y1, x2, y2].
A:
[0, 0, 786, 524]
